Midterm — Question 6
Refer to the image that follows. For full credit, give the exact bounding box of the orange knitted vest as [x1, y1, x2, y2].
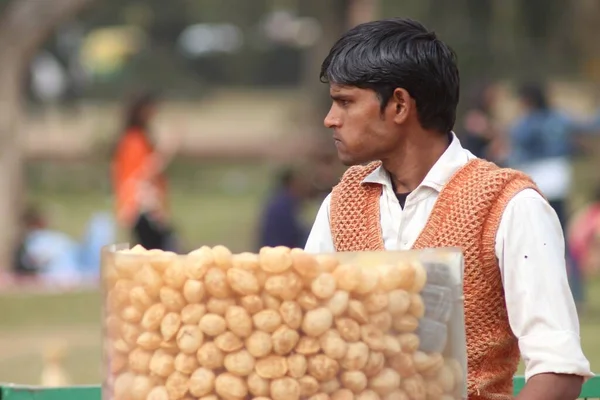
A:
[330, 158, 541, 400]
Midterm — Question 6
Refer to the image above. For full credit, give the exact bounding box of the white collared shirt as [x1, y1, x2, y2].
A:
[305, 134, 592, 381]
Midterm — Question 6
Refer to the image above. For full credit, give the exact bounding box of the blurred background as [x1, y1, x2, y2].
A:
[1, 0, 600, 386]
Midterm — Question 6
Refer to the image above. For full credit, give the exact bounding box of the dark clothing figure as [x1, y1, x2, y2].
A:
[133, 212, 176, 252]
[258, 189, 308, 249]
[463, 133, 491, 159]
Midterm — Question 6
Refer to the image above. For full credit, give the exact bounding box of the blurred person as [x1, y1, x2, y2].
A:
[12, 206, 114, 286]
[508, 83, 574, 226]
[13, 206, 79, 285]
[309, 151, 342, 200]
[305, 18, 591, 400]
[507, 83, 600, 219]
[460, 81, 507, 164]
[111, 92, 179, 252]
[568, 186, 600, 280]
[257, 167, 311, 249]
[78, 212, 117, 279]
[13, 207, 46, 279]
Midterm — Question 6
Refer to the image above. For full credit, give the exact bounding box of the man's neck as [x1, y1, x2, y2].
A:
[381, 132, 451, 193]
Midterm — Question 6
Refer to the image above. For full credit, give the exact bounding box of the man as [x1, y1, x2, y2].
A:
[305, 18, 591, 400]
[257, 167, 310, 249]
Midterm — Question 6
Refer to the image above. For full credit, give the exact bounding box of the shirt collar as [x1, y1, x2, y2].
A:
[362, 132, 473, 193]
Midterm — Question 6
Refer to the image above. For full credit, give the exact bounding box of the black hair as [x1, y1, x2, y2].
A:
[518, 83, 549, 111]
[124, 91, 160, 130]
[111, 91, 160, 157]
[22, 205, 43, 227]
[320, 18, 460, 134]
[277, 167, 296, 188]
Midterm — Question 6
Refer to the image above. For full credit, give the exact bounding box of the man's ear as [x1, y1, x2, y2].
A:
[387, 88, 412, 125]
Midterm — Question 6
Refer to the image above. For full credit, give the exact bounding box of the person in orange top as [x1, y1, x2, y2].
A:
[111, 92, 179, 251]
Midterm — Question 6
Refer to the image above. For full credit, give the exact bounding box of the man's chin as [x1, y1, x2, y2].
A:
[340, 159, 359, 167]
[337, 152, 366, 167]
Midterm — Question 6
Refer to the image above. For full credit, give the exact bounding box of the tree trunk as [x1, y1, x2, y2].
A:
[0, 0, 95, 269]
[0, 58, 24, 271]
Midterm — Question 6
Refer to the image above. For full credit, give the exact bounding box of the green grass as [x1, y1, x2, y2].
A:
[0, 290, 102, 384]
[26, 160, 282, 253]
[0, 291, 101, 331]
[0, 343, 102, 386]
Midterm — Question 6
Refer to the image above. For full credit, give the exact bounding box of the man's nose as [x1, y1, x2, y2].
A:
[324, 107, 339, 129]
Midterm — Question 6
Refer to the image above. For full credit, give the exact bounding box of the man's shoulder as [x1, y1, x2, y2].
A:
[336, 161, 382, 187]
[448, 159, 542, 203]
[467, 159, 533, 181]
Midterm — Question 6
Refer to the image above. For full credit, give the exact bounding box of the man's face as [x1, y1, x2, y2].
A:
[324, 84, 400, 166]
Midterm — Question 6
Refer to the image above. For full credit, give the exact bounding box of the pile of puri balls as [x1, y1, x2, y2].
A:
[105, 245, 463, 400]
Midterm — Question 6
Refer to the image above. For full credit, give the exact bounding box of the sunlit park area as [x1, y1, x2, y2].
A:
[0, 0, 599, 396]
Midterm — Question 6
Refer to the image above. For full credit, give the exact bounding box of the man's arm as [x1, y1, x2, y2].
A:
[515, 374, 583, 400]
[304, 194, 336, 253]
[496, 189, 593, 400]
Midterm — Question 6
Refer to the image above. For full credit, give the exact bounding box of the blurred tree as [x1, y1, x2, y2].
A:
[0, 0, 95, 269]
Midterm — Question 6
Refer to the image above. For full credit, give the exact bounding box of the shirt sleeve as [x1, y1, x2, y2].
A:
[495, 189, 593, 380]
[304, 194, 336, 254]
